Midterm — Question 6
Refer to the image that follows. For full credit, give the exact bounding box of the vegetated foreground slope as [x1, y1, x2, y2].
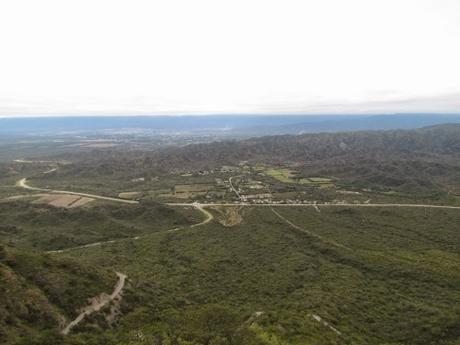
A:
[0, 245, 116, 344]
[55, 206, 460, 345]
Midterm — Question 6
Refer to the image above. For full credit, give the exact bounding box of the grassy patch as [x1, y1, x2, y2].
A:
[265, 168, 334, 186]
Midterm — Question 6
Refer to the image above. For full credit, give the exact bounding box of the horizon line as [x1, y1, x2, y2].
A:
[2, 112, 460, 119]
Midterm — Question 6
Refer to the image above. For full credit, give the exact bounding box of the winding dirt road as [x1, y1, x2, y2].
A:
[16, 178, 138, 205]
[47, 236, 141, 254]
[62, 272, 127, 335]
[190, 202, 214, 227]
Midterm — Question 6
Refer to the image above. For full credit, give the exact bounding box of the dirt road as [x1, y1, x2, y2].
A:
[16, 178, 138, 204]
[190, 202, 214, 227]
[309, 314, 342, 336]
[229, 176, 244, 201]
[166, 202, 214, 227]
[47, 236, 141, 254]
[43, 167, 58, 174]
[14, 159, 58, 164]
[62, 272, 127, 335]
[271, 207, 351, 250]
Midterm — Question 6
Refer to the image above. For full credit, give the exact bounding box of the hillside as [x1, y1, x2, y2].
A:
[152, 124, 460, 165]
[0, 199, 198, 251]
[48, 125, 460, 193]
[145, 125, 459, 191]
[60, 206, 460, 345]
[0, 245, 116, 344]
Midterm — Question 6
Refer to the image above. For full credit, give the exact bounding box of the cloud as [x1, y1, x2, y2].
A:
[0, 0, 459, 116]
[1, 92, 459, 117]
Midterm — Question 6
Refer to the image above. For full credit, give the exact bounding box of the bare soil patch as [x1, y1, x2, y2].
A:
[68, 197, 94, 208]
[118, 192, 142, 200]
[32, 194, 94, 208]
[211, 206, 245, 227]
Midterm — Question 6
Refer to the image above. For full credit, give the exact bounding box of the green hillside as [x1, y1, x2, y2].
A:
[55, 206, 460, 345]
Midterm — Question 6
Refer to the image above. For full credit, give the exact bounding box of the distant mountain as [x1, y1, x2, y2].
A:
[1, 114, 460, 137]
[141, 124, 460, 192]
[243, 114, 460, 135]
[49, 124, 460, 193]
[150, 123, 460, 164]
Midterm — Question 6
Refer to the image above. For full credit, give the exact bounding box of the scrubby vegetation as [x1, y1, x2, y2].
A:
[50, 206, 460, 345]
[0, 200, 199, 251]
[1, 124, 459, 344]
[0, 245, 115, 344]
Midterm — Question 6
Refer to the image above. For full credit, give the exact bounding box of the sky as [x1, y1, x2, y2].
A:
[0, 0, 460, 117]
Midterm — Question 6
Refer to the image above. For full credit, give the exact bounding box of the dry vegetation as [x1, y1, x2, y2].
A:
[211, 206, 245, 227]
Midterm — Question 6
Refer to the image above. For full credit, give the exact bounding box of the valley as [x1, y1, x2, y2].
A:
[0, 124, 459, 345]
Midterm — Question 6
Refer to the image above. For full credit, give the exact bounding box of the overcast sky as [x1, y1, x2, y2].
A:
[1, 0, 459, 117]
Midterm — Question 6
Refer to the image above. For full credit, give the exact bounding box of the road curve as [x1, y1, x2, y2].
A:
[61, 272, 127, 335]
[190, 203, 214, 227]
[16, 178, 138, 205]
[167, 202, 214, 227]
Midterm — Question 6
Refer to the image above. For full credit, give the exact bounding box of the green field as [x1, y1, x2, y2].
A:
[265, 168, 333, 186]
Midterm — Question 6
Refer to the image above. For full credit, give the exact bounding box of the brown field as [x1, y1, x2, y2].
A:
[118, 192, 142, 200]
[243, 193, 273, 200]
[211, 206, 245, 227]
[68, 197, 94, 208]
[32, 194, 94, 208]
[174, 191, 207, 199]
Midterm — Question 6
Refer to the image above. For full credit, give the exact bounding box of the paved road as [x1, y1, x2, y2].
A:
[16, 178, 138, 204]
[62, 272, 127, 335]
[166, 201, 460, 210]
